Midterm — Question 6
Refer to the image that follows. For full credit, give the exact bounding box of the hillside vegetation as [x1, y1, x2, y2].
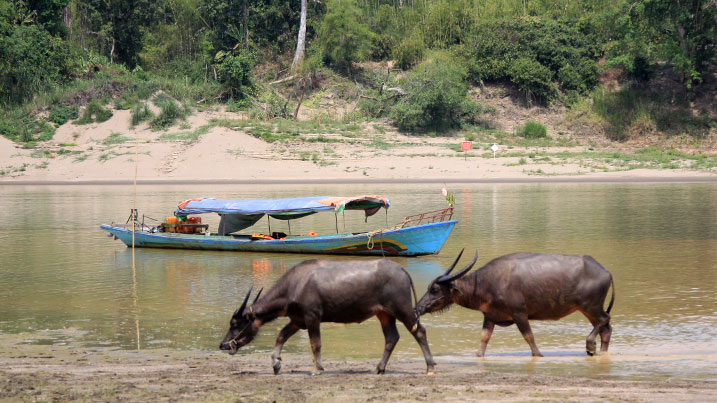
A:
[1, 0, 715, 157]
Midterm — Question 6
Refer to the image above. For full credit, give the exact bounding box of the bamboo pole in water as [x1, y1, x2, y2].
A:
[132, 132, 140, 351]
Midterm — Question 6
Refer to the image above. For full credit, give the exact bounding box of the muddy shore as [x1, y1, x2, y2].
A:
[2, 338, 715, 402]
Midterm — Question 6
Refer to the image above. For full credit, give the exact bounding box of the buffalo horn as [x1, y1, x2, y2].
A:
[437, 251, 478, 283]
[437, 248, 464, 279]
[252, 288, 263, 304]
[233, 285, 254, 317]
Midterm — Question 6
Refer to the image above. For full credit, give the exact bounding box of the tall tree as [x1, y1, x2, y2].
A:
[70, 0, 148, 68]
[318, 0, 373, 72]
[607, 0, 716, 87]
[291, 0, 307, 70]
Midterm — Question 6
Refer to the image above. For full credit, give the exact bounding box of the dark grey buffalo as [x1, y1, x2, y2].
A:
[220, 259, 436, 375]
[416, 250, 615, 357]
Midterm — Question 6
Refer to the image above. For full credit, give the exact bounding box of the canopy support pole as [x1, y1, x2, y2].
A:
[267, 215, 271, 234]
[288, 220, 291, 235]
[335, 213, 339, 233]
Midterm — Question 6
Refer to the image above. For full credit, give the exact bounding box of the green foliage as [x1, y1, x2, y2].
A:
[507, 57, 557, 103]
[250, 89, 290, 120]
[463, 18, 599, 103]
[151, 95, 189, 130]
[604, 0, 716, 88]
[139, 0, 206, 68]
[49, 104, 79, 125]
[517, 121, 548, 139]
[0, 109, 55, 143]
[201, 0, 325, 56]
[393, 34, 425, 70]
[318, 0, 374, 71]
[0, 23, 77, 104]
[587, 85, 713, 141]
[368, 4, 399, 60]
[103, 131, 132, 145]
[390, 52, 478, 132]
[216, 49, 255, 99]
[419, 0, 475, 48]
[76, 99, 113, 124]
[70, 0, 149, 68]
[130, 102, 154, 126]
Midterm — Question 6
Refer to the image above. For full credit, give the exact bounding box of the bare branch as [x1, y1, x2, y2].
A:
[269, 75, 298, 85]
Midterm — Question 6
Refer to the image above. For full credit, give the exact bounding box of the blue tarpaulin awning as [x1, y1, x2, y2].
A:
[174, 196, 390, 235]
[175, 195, 389, 217]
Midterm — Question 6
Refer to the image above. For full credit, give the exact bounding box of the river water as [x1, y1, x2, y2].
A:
[0, 182, 715, 381]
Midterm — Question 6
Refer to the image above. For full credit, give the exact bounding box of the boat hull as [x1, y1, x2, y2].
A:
[100, 221, 456, 256]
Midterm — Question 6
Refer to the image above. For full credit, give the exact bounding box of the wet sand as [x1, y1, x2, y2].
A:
[1, 335, 715, 402]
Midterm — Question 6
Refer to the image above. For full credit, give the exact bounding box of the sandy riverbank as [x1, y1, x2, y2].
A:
[1, 106, 715, 184]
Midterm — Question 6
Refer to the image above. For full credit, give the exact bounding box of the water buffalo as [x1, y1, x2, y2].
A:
[416, 250, 615, 357]
[220, 258, 437, 375]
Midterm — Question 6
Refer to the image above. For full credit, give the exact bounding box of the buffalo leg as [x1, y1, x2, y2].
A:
[599, 323, 612, 353]
[513, 313, 543, 357]
[271, 322, 300, 374]
[306, 321, 324, 374]
[583, 309, 611, 356]
[376, 312, 400, 374]
[409, 322, 436, 375]
[394, 310, 436, 374]
[477, 317, 495, 357]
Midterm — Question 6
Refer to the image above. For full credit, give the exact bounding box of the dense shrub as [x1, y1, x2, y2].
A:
[463, 18, 599, 103]
[516, 121, 547, 139]
[0, 111, 55, 143]
[130, 102, 154, 127]
[216, 49, 255, 99]
[0, 24, 77, 104]
[393, 34, 425, 70]
[49, 104, 79, 125]
[368, 4, 399, 60]
[76, 99, 113, 124]
[151, 95, 189, 130]
[507, 57, 556, 103]
[390, 52, 478, 132]
[318, 0, 374, 71]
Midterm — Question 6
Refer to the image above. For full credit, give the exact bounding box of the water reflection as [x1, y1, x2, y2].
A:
[0, 182, 715, 380]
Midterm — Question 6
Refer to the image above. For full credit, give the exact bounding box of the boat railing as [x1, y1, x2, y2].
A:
[395, 207, 454, 228]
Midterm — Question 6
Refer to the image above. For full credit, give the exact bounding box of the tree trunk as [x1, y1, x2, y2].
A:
[243, 0, 249, 48]
[293, 85, 306, 121]
[63, 6, 72, 33]
[291, 0, 307, 71]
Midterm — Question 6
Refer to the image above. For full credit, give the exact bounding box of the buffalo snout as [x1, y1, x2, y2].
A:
[219, 341, 239, 355]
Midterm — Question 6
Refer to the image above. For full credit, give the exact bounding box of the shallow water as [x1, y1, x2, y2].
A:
[0, 182, 715, 380]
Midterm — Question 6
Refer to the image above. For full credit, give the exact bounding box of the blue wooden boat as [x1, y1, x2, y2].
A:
[101, 195, 456, 256]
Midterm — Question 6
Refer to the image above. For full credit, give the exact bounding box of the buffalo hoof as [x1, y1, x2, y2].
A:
[376, 367, 385, 375]
[273, 362, 281, 375]
[586, 340, 597, 356]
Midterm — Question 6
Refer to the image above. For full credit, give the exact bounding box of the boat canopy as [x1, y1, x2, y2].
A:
[175, 196, 390, 235]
